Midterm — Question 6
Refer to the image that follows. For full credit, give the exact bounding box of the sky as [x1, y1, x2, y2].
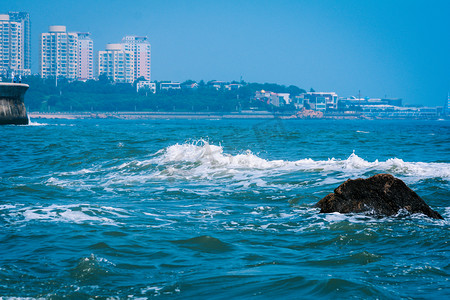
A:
[2, 0, 450, 106]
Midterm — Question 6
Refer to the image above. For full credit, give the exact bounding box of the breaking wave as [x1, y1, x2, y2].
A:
[37, 140, 450, 195]
[151, 140, 450, 180]
[3, 204, 129, 226]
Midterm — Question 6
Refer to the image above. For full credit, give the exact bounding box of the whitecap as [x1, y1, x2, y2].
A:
[151, 140, 450, 182]
[28, 120, 48, 126]
[39, 140, 450, 194]
[0, 204, 17, 210]
[12, 204, 128, 226]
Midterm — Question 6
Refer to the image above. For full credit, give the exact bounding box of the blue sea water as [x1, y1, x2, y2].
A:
[0, 118, 449, 299]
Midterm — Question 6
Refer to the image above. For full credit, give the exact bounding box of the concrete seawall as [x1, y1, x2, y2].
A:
[0, 83, 29, 125]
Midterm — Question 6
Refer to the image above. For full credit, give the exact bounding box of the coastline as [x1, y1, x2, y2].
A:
[28, 111, 280, 120]
[28, 111, 447, 120]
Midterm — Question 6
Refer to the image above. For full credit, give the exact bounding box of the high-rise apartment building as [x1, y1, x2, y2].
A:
[0, 12, 31, 77]
[77, 33, 93, 80]
[40, 26, 76, 79]
[40, 26, 93, 80]
[9, 12, 31, 72]
[98, 44, 135, 83]
[122, 36, 151, 81]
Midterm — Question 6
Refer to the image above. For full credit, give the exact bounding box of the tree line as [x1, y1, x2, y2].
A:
[19, 76, 306, 112]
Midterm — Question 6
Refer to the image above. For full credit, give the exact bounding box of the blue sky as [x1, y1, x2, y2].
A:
[2, 0, 449, 106]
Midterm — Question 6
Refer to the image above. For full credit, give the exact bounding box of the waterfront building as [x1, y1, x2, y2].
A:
[98, 44, 135, 83]
[268, 93, 290, 107]
[255, 90, 270, 103]
[8, 12, 30, 73]
[122, 36, 151, 81]
[181, 82, 199, 90]
[0, 12, 31, 77]
[160, 82, 181, 90]
[136, 80, 156, 93]
[361, 105, 439, 119]
[77, 33, 93, 80]
[383, 98, 402, 106]
[207, 81, 243, 91]
[254, 90, 291, 107]
[276, 93, 291, 105]
[209, 81, 227, 90]
[225, 83, 243, 91]
[40, 26, 77, 80]
[338, 96, 402, 109]
[40, 26, 93, 81]
[299, 92, 338, 111]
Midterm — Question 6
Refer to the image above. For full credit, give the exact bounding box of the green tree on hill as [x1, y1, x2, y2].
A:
[21, 76, 303, 113]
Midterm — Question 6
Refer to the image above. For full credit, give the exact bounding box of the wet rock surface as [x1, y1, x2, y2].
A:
[316, 174, 443, 219]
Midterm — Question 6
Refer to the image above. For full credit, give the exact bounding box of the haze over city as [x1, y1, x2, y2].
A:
[2, 0, 449, 106]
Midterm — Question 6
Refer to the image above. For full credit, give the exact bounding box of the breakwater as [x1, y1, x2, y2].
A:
[0, 82, 29, 125]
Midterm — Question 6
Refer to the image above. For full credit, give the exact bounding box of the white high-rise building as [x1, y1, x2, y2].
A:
[0, 13, 31, 77]
[77, 33, 93, 80]
[122, 36, 151, 81]
[98, 44, 135, 83]
[9, 12, 31, 73]
[40, 26, 93, 80]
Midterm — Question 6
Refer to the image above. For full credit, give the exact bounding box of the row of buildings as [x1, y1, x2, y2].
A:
[41, 26, 151, 83]
[0, 12, 151, 83]
[255, 90, 402, 110]
[136, 81, 244, 94]
[254, 90, 448, 118]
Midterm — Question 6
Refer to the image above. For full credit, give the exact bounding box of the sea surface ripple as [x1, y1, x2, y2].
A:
[0, 119, 449, 299]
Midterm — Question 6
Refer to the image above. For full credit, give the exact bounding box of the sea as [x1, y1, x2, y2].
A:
[1, 118, 449, 299]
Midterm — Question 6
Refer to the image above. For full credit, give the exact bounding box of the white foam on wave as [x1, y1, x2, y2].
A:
[443, 207, 450, 219]
[42, 140, 449, 193]
[8, 204, 129, 226]
[283, 207, 450, 233]
[28, 120, 48, 126]
[58, 169, 97, 176]
[312, 208, 449, 226]
[152, 141, 450, 181]
[23, 117, 74, 127]
[160, 141, 285, 169]
[0, 297, 47, 300]
[0, 204, 17, 210]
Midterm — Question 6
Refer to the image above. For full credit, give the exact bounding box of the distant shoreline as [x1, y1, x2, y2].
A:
[28, 111, 280, 120]
[28, 111, 447, 121]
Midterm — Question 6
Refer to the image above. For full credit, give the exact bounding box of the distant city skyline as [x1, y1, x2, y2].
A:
[1, 0, 449, 106]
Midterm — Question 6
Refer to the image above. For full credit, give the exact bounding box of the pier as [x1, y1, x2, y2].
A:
[0, 82, 29, 125]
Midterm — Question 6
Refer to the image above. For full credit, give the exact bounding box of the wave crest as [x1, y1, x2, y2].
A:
[160, 140, 283, 169]
[154, 141, 450, 180]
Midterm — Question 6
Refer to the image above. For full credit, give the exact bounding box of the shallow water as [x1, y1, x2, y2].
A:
[1, 119, 449, 299]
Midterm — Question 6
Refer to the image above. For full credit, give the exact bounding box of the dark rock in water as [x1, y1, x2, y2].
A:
[316, 174, 443, 219]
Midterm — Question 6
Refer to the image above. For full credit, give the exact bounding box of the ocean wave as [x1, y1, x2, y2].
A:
[69, 254, 116, 282]
[5, 204, 129, 226]
[171, 235, 233, 253]
[41, 140, 449, 194]
[159, 140, 285, 169]
[152, 140, 450, 180]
